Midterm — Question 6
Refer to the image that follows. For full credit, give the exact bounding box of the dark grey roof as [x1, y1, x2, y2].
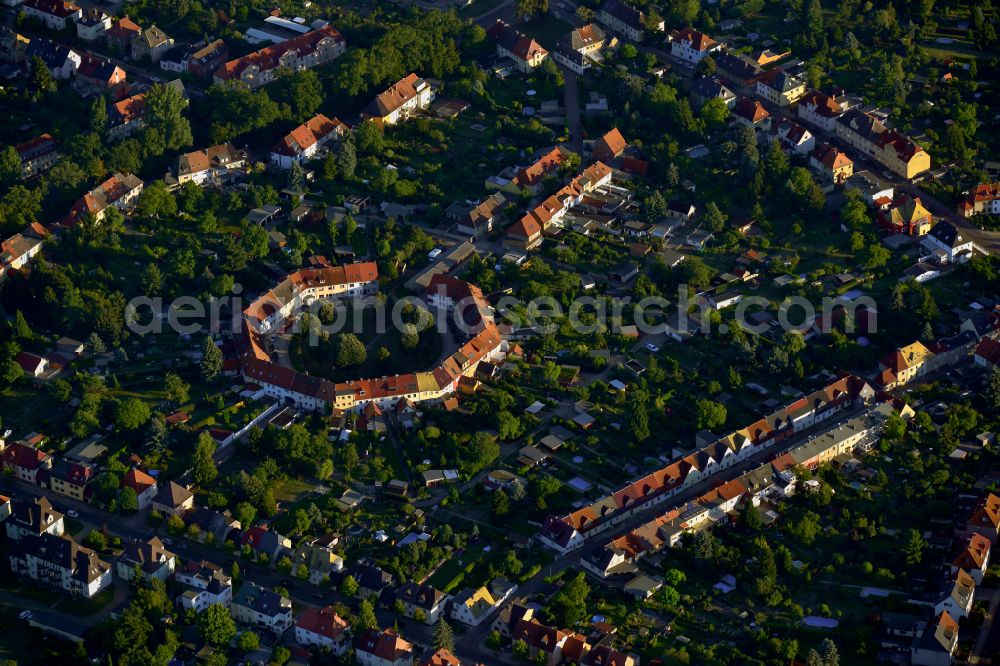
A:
[927, 221, 962, 248]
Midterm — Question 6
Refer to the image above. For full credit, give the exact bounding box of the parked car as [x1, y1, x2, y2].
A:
[66, 509, 79, 518]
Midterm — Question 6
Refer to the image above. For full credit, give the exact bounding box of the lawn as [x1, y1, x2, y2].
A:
[289, 304, 444, 382]
[518, 15, 575, 50]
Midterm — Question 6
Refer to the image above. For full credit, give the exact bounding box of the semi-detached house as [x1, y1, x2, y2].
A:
[668, 27, 719, 65]
[213, 25, 346, 88]
[835, 108, 931, 179]
[487, 20, 548, 73]
[296, 606, 351, 654]
[269, 114, 346, 169]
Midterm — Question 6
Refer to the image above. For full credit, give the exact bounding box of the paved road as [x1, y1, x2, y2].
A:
[562, 70, 583, 152]
[473, 0, 514, 28]
[969, 584, 1000, 664]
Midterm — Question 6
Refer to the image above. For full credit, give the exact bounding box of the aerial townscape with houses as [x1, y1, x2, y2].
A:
[1, 0, 1000, 665]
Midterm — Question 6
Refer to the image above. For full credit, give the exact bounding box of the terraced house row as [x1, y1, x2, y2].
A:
[583, 401, 899, 577]
[539, 375, 877, 553]
[235, 262, 506, 413]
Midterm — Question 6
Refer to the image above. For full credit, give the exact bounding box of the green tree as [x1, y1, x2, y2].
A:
[90, 97, 108, 135]
[548, 572, 589, 627]
[335, 333, 367, 367]
[903, 528, 924, 565]
[138, 181, 178, 219]
[433, 619, 455, 652]
[140, 262, 164, 295]
[116, 397, 152, 431]
[200, 336, 223, 382]
[629, 400, 650, 442]
[236, 631, 259, 653]
[29, 56, 57, 96]
[699, 97, 729, 129]
[515, 0, 548, 20]
[192, 432, 218, 486]
[335, 138, 357, 179]
[703, 201, 727, 232]
[340, 575, 359, 597]
[357, 598, 378, 630]
[0, 145, 21, 185]
[695, 399, 727, 430]
[276, 69, 323, 121]
[84, 529, 107, 551]
[145, 82, 193, 152]
[491, 488, 510, 517]
[164, 372, 190, 404]
[199, 603, 237, 645]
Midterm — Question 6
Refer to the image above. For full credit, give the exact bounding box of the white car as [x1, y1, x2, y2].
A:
[646, 343, 660, 353]
[18, 610, 33, 620]
[66, 509, 79, 518]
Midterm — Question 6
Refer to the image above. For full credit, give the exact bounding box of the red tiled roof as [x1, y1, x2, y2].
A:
[297, 606, 349, 640]
[215, 26, 344, 81]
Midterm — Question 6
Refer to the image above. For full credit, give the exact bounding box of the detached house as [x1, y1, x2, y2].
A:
[689, 76, 735, 111]
[75, 8, 110, 41]
[231, 582, 293, 634]
[5, 496, 64, 541]
[487, 20, 548, 73]
[355, 627, 414, 666]
[1, 439, 53, 484]
[75, 56, 126, 92]
[875, 341, 935, 389]
[714, 51, 760, 86]
[240, 525, 291, 561]
[187, 39, 228, 78]
[292, 533, 345, 585]
[921, 221, 974, 264]
[446, 192, 507, 238]
[797, 90, 845, 132]
[877, 195, 933, 236]
[362, 73, 434, 125]
[131, 25, 173, 62]
[599, 0, 662, 42]
[668, 27, 719, 65]
[107, 92, 147, 140]
[49, 459, 95, 501]
[450, 578, 517, 626]
[10, 533, 112, 598]
[25, 38, 81, 79]
[175, 560, 233, 612]
[63, 172, 143, 225]
[121, 468, 158, 510]
[552, 24, 605, 74]
[22, 0, 81, 30]
[391, 582, 448, 625]
[296, 606, 351, 655]
[809, 143, 853, 185]
[152, 480, 194, 517]
[175, 143, 248, 186]
[116, 536, 176, 582]
[772, 118, 815, 155]
[106, 17, 142, 52]
[592, 128, 627, 162]
[270, 114, 346, 169]
[732, 96, 771, 131]
[755, 69, 807, 107]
